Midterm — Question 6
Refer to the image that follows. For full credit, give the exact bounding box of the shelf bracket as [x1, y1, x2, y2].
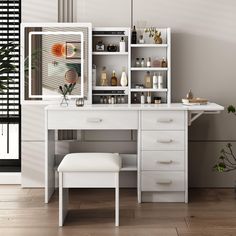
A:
[188, 110, 221, 126]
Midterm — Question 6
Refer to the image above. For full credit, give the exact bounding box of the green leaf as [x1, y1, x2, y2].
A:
[228, 105, 236, 113]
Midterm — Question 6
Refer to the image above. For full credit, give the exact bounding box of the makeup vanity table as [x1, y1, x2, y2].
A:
[45, 103, 223, 203]
[20, 23, 224, 204]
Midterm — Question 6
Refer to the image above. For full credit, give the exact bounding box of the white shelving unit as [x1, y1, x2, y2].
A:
[130, 28, 171, 104]
[92, 27, 131, 104]
[91, 27, 171, 105]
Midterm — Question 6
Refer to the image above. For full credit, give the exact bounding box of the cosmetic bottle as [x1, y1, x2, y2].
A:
[131, 25, 137, 44]
[119, 37, 126, 52]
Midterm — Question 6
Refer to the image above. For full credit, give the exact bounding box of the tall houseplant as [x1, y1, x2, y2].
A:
[0, 43, 18, 92]
[214, 105, 236, 172]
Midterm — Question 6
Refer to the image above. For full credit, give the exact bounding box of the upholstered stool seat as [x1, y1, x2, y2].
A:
[58, 153, 121, 227]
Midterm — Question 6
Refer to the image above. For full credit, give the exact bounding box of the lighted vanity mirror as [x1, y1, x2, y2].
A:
[21, 23, 92, 102]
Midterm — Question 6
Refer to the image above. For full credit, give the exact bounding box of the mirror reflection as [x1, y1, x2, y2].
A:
[24, 26, 89, 100]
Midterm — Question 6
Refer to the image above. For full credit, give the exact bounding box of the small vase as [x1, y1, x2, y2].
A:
[120, 70, 128, 87]
[60, 95, 69, 106]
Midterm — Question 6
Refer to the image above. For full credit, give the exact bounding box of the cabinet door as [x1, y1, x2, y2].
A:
[21, 141, 45, 187]
[22, 105, 46, 141]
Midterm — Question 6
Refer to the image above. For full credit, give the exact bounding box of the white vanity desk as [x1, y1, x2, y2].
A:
[45, 103, 223, 204]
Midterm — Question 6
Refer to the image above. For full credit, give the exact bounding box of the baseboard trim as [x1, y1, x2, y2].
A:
[0, 172, 21, 184]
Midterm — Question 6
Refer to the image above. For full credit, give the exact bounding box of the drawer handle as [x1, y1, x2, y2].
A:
[157, 160, 173, 164]
[87, 118, 103, 123]
[156, 180, 172, 185]
[157, 118, 173, 123]
[156, 139, 173, 143]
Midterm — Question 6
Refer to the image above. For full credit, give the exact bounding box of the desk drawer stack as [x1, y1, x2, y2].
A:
[140, 111, 187, 202]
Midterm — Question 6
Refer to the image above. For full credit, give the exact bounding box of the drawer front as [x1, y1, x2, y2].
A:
[141, 171, 185, 191]
[47, 110, 138, 130]
[141, 111, 185, 130]
[141, 151, 185, 171]
[141, 131, 185, 150]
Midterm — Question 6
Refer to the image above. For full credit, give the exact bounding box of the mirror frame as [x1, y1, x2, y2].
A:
[20, 22, 92, 104]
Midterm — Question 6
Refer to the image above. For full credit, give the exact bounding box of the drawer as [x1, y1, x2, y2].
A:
[141, 111, 185, 130]
[47, 110, 138, 130]
[141, 171, 185, 191]
[141, 151, 185, 171]
[141, 131, 185, 150]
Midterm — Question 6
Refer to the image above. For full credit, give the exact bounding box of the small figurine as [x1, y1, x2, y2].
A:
[144, 27, 163, 44]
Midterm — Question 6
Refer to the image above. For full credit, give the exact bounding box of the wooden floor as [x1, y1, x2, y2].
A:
[0, 187, 236, 236]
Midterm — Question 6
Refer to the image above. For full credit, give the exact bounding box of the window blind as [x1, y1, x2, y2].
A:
[0, 0, 21, 123]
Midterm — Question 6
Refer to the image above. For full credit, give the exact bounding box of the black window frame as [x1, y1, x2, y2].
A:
[0, 0, 21, 172]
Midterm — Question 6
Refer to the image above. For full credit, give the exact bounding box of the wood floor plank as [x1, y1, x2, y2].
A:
[0, 187, 235, 235]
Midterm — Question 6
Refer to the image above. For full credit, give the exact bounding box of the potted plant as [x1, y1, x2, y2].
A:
[0, 43, 18, 92]
[58, 83, 76, 106]
[214, 105, 236, 172]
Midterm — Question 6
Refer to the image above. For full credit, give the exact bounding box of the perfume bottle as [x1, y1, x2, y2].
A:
[152, 72, 158, 89]
[141, 58, 145, 67]
[119, 37, 126, 52]
[144, 71, 152, 88]
[147, 92, 151, 104]
[161, 57, 167, 67]
[120, 67, 128, 86]
[135, 58, 140, 67]
[111, 70, 117, 86]
[100, 66, 108, 86]
[131, 25, 137, 44]
[141, 92, 145, 104]
[158, 73, 164, 89]
[147, 57, 151, 67]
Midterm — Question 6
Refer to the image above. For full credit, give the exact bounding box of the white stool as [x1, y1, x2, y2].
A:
[57, 152, 121, 227]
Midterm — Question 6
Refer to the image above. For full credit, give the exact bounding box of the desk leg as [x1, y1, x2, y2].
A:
[45, 129, 55, 203]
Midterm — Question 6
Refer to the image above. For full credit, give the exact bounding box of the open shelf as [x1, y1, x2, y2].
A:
[93, 86, 128, 91]
[131, 67, 168, 71]
[92, 52, 129, 56]
[130, 88, 168, 92]
[131, 44, 168, 48]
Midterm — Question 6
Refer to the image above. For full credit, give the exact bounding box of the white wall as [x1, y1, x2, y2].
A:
[22, 0, 58, 22]
[132, 0, 236, 187]
[22, 0, 236, 187]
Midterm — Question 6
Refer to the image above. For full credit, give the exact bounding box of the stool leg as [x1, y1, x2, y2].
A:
[59, 172, 68, 226]
[115, 172, 119, 226]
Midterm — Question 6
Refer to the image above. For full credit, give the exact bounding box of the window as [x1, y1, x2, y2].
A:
[0, 0, 21, 171]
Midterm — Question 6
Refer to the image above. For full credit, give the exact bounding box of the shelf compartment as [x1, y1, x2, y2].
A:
[93, 86, 128, 91]
[130, 88, 168, 92]
[131, 67, 168, 71]
[92, 52, 129, 56]
[131, 44, 168, 48]
[93, 93, 127, 96]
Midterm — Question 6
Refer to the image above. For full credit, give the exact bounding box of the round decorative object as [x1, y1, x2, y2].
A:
[64, 68, 78, 84]
[66, 43, 77, 58]
[51, 43, 65, 57]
